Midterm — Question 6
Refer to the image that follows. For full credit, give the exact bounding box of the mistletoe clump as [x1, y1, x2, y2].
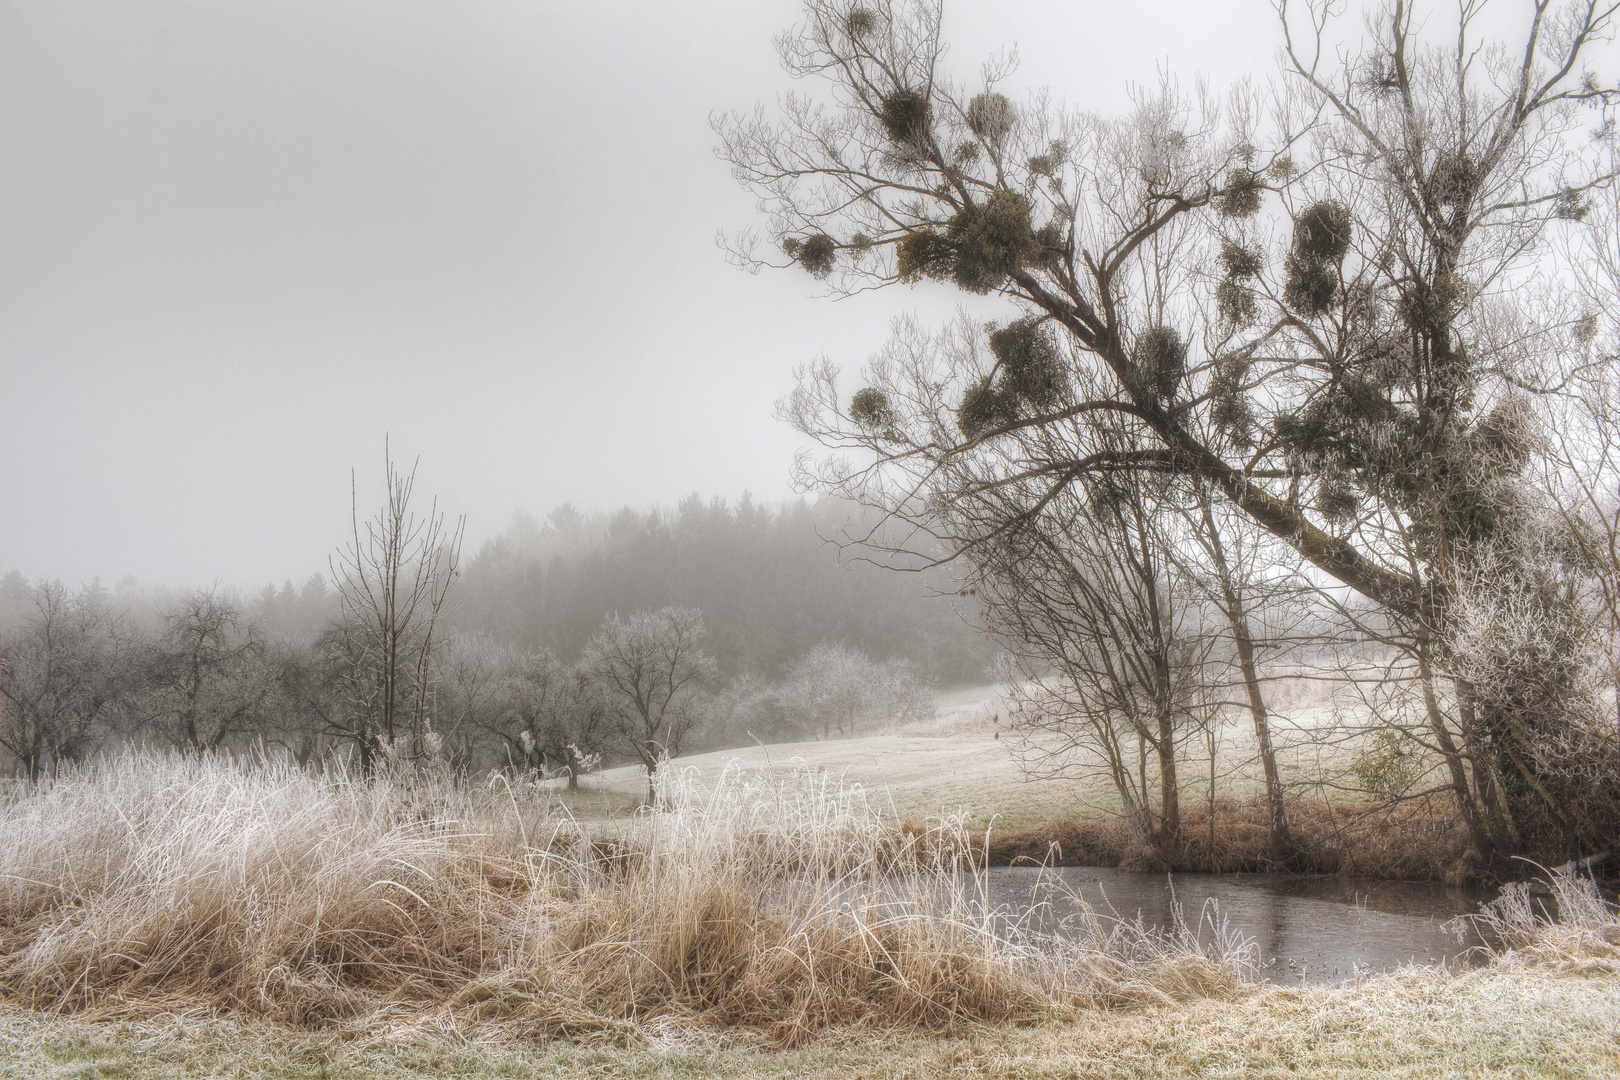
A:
[945, 190, 1039, 293]
[1284, 201, 1353, 316]
[956, 375, 1019, 438]
[1217, 167, 1265, 218]
[849, 387, 894, 431]
[896, 191, 1042, 293]
[1131, 325, 1187, 400]
[1474, 394, 1538, 468]
[1315, 474, 1361, 524]
[954, 318, 1066, 439]
[785, 234, 838, 278]
[1428, 151, 1478, 207]
[879, 88, 932, 146]
[966, 91, 1015, 142]
[1209, 354, 1254, 445]
[1284, 255, 1338, 316]
[896, 228, 955, 283]
[1284, 199, 1353, 317]
[1293, 200, 1352, 263]
[1217, 240, 1263, 327]
[989, 317, 1065, 409]
[1555, 188, 1592, 221]
[1217, 281, 1257, 327]
[1398, 273, 1463, 338]
[1220, 240, 1263, 280]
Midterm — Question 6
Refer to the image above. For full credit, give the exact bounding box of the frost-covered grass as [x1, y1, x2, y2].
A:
[5, 962, 1617, 1079]
[556, 681, 1445, 834]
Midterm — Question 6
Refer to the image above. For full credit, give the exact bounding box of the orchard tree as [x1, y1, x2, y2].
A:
[0, 581, 128, 776]
[721, 0, 1620, 862]
[782, 642, 932, 739]
[583, 607, 717, 803]
[140, 589, 271, 753]
[487, 646, 608, 788]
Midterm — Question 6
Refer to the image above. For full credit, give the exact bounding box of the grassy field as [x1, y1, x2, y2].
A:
[558, 732, 1091, 832]
[550, 681, 1410, 835]
[544, 684, 1089, 830]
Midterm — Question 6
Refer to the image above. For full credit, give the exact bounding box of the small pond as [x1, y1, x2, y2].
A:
[984, 866, 1496, 985]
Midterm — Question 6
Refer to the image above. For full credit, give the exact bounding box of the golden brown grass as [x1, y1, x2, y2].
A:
[0, 751, 1251, 1048]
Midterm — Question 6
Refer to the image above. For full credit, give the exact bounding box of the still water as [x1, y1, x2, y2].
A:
[984, 866, 1495, 985]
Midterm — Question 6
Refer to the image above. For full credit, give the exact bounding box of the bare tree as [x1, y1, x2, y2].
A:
[1183, 484, 1293, 860]
[330, 440, 464, 770]
[782, 642, 932, 739]
[985, 467, 1209, 864]
[487, 647, 608, 788]
[583, 607, 717, 803]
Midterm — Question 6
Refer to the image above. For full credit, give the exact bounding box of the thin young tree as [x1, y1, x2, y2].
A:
[983, 466, 1206, 863]
[1184, 483, 1294, 860]
[330, 440, 464, 769]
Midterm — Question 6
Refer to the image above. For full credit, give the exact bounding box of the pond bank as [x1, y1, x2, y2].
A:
[982, 797, 1481, 882]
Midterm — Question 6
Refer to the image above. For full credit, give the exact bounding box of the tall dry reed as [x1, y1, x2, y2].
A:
[0, 750, 1248, 1044]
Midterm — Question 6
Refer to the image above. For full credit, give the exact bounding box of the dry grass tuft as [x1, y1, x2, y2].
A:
[0, 751, 1250, 1044]
[1459, 866, 1620, 976]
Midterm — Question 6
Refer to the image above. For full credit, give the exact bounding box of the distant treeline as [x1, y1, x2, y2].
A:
[247, 495, 993, 685]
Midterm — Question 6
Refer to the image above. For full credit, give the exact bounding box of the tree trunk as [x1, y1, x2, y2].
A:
[1154, 682, 1181, 856]
[1453, 677, 1520, 848]
[1416, 641, 1493, 864]
[1197, 493, 1291, 861]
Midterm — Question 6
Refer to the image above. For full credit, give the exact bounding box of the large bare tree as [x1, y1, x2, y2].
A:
[723, 0, 1620, 862]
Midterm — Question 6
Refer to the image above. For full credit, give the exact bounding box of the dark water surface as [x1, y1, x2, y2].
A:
[984, 866, 1496, 985]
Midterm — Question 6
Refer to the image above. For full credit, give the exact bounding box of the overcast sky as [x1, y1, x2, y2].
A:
[1, 1, 1293, 589]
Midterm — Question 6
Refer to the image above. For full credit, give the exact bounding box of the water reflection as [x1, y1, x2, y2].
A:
[985, 866, 1496, 985]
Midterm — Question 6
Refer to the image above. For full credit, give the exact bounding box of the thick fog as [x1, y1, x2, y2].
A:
[2, 1, 1278, 588]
